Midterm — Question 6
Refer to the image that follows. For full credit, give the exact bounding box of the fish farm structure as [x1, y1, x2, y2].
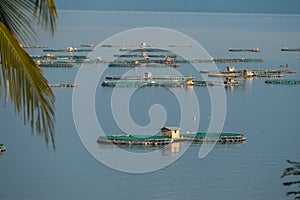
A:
[265, 79, 300, 85]
[200, 67, 295, 78]
[228, 48, 260, 52]
[43, 47, 92, 52]
[49, 83, 77, 88]
[102, 72, 243, 88]
[97, 127, 246, 146]
[105, 72, 193, 81]
[281, 47, 300, 52]
[38, 62, 73, 68]
[119, 48, 170, 52]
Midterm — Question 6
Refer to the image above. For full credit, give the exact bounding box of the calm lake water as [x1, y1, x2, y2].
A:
[1, 10, 300, 200]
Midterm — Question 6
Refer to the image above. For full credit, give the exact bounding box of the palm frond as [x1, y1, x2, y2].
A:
[34, 0, 58, 35]
[0, 0, 36, 44]
[0, 0, 58, 44]
[0, 22, 55, 148]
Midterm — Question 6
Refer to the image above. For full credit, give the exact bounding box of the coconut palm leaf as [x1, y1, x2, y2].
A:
[0, 0, 58, 148]
[0, 22, 55, 148]
[34, 0, 58, 35]
[0, 0, 57, 44]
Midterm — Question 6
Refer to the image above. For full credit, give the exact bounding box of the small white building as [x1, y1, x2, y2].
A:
[161, 127, 181, 139]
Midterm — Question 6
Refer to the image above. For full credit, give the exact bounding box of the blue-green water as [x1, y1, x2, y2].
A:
[1, 11, 300, 200]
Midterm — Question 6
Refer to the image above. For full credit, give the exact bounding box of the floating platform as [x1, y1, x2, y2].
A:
[113, 54, 175, 58]
[32, 54, 88, 60]
[106, 73, 194, 81]
[208, 73, 284, 78]
[281, 47, 300, 52]
[0, 144, 6, 152]
[21, 45, 48, 49]
[98, 135, 173, 146]
[108, 61, 179, 68]
[49, 83, 77, 88]
[119, 48, 170, 52]
[176, 58, 263, 63]
[38, 62, 73, 68]
[179, 132, 246, 143]
[202, 69, 295, 75]
[102, 78, 243, 88]
[101, 80, 190, 87]
[97, 132, 246, 146]
[228, 48, 260, 52]
[265, 79, 300, 85]
[80, 44, 97, 47]
[43, 47, 92, 52]
[201, 67, 295, 78]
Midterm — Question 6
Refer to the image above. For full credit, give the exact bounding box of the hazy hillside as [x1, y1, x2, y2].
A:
[56, 0, 300, 14]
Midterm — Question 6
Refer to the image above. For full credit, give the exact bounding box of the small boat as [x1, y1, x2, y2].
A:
[0, 144, 6, 152]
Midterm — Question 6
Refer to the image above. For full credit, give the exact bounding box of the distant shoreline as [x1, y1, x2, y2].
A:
[57, 9, 300, 17]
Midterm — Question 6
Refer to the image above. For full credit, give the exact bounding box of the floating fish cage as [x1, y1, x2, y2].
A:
[50, 83, 77, 88]
[101, 80, 190, 87]
[180, 132, 246, 143]
[108, 62, 179, 68]
[97, 132, 246, 146]
[281, 47, 300, 52]
[97, 135, 173, 146]
[119, 48, 170, 52]
[265, 79, 300, 84]
[43, 48, 92, 52]
[105, 74, 194, 81]
[228, 48, 260, 52]
[39, 63, 73, 68]
[176, 58, 263, 63]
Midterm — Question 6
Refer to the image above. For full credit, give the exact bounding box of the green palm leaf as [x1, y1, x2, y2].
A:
[34, 0, 58, 35]
[0, 0, 57, 148]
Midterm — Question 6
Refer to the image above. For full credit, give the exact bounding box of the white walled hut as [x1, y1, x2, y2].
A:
[161, 127, 181, 139]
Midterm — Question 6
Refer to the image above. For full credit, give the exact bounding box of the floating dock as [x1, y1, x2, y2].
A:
[113, 54, 175, 58]
[101, 80, 190, 87]
[281, 47, 300, 52]
[102, 77, 243, 88]
[32, 54, 88, 60]
[43, 47, 92, 52]
[119, 48, 170, 52]
[49, 83, 77, 88]
[265, 79, 300, 85]
[21, 45, 48, 49]
[97, 127, 246, 146]
[201, 67, 295, 78]
[228, 48, 260, 52]
[176, 58, 263, 63]
[38, 62, 73, 68]
[105, 72, 193, 81]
